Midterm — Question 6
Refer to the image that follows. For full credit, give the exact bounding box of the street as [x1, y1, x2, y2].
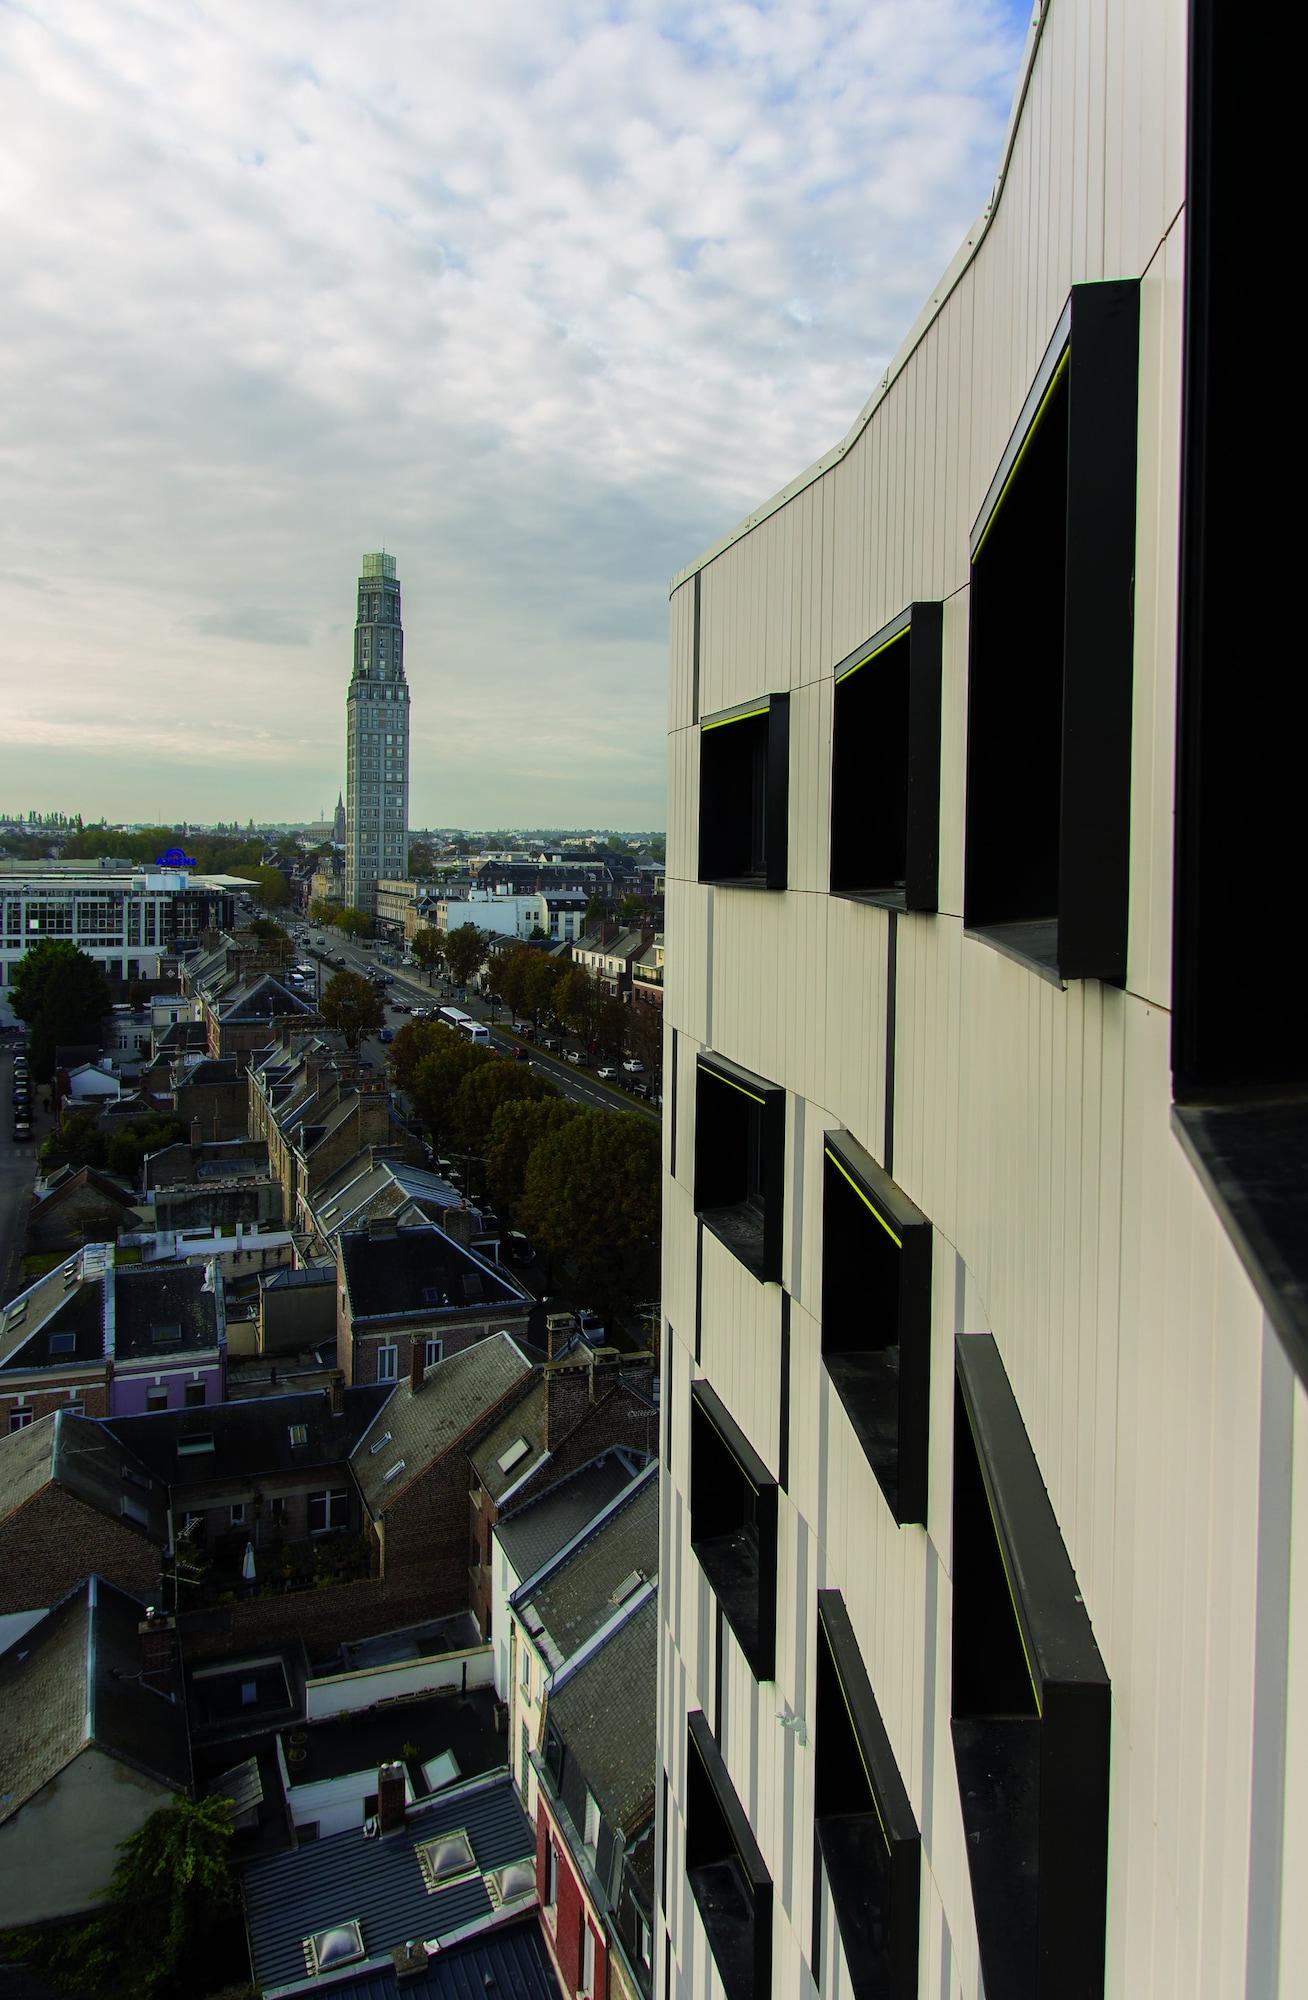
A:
[0, 1042, 41, 1304]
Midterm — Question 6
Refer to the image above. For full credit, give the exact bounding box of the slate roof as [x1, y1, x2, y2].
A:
[468, 1381, 547, 1503]
[216, 972, 318, 1023]
[351, 1332, 535, 1517]
[107, 1385, 388, 1489]
[298, 1921, 561, 2000]
[241, 1772, 537, 1993]
[546, 1593, 658, 1836]
[340, 1226, 526, 1325]
[0, 1576, 190, 1826]
[30, 1163, 137, 1220]
[0, 1270, 106, 1371]
[494, 1452, 642, 1585]
[51, 1409, 170, 1541]
[516, 1466, 658, 1671]
[313, 1159, 482, 1240]
[113, 1263, 220, 1358]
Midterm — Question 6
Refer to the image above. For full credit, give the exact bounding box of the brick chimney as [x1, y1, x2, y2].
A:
[377, 1761, 407, 1834]
[138, 1612, 177, 1697]
[543, 1358, 591, 1451]
[329, 1371, 345, 1416]
[368, 1215, 399, 1243]
[409, 1337, 425, 1393]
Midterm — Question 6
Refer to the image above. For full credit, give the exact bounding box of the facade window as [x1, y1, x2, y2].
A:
[693, 1054, 785, 1284]
[147, 1387, 168, 1411]
[815, 1590, 920, 1997]
[689, 1381, 777, 1681]
[821, 1130, 932, 1525]
[520, 1645, 531, 1692]
[830, 602, 942, 911]
[270, 1496, 287, 1525]
[685, 1711, 772, 2000]
[583, 1791, 601, 1855]
[546, 1838, 559, 1914]
[698, 694, 789, 890]
[520, 1719, 531, 1804]
[308, 1488, 349, 1534]
[8, 1409, 33, 1432]
[952, 1333, 1110, 2000]
[230, 1503, 245, 1526]
[581, 1922, 596, 1996]
[423, 1337, 443, 1368]
[184, 1382, 206, 1408]
[964, 281, 1140, 983]
[376, 1344, 398, 1382]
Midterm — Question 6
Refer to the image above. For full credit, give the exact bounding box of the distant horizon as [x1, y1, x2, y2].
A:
[1, 810, 665, 841]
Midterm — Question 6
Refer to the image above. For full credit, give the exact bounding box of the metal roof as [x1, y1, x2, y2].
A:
[293, 1918, 561, 2000]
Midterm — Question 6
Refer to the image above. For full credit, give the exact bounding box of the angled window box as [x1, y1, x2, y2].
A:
[690, 1380, 777, 1681]
[698, 695, 789, 890]
[694, 1053, 785, 1284]
[964, 281, 1139, 985]
[830, 601, 942, 912]
[686, 1710, 772, 2000]
[815, 1591, 920, 2000]
[951, 1335, 1110, 2000]
[821, 1131, 931, 1524]
[1170, 10, 1308, 1388]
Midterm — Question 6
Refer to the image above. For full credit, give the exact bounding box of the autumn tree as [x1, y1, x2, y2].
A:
[411, 928, 446, 980]
[8, 940, 112, 1080]
[486, 1095, 580, 1215]
[489, 943, 539, 1019]
[310, 898, 341, 924]
[451, 1057, 554, 1154]
[335, 905, 373, 939]
[388, 1018, 446, 1093]
[443, 923, 486, 988]
[320, 969, 384, 1049]
[407, 1036, 496, 1148]
[521, 1109, 660, 1318]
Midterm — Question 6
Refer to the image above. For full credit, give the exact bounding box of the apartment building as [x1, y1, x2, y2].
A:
[658, 6, 1299, 2000]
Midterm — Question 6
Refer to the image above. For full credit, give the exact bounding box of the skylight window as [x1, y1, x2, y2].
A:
[610, 1569, 647, 1607]
[497, 1437, 531, 1475]
[416, 1831, 476, 1892]
[303, 1923, 364, 1976]
[288, 1423, 308, 1446]
[484, 1858, 536, 1909]
[177, 1433, 214, 1456]
[48, 1331, 76, 1356]
[382, 1459, 407, 1485]
[368, 1430, 393, 1455]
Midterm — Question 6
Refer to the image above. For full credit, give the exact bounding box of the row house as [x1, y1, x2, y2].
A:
[569, 927, 652, 1001]
[335, 1217, 533, 1389]
[247, 1033, 414, 1229]
[0, 1408, 167, 1619]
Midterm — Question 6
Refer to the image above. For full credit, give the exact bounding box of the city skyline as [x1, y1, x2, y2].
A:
[0, 0, 1030, 825]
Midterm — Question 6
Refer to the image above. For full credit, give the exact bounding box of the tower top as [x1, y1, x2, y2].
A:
[361, 551, 396, 580]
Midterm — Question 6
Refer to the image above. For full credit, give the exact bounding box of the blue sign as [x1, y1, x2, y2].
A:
[157, 847, 197, 868]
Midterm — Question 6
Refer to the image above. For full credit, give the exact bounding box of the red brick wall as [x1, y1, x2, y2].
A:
[178, 1572, 439, 1662]
[346, 1313, 530, 1389]
[536, 1802, 609, 1999]
[1, 1380, 110, 1427]
[0, 1486, 160, 1615]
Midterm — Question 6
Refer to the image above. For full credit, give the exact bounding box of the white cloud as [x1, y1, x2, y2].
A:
[0, 0, 1028, 826]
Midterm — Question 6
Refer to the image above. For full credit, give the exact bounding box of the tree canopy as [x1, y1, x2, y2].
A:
[406, 1036, 497, 1147]
[319, 969, 384, 1049]
[8, 940, 112, 1080]
[443, 924, 486, 987]
[234, 864, 289, 909]
[522, 1108, 660, 1318]
[41, 1108, 186, 1184]
[411, 927, 446, 974]
[334, 905, 373, 938]
[486, 1095, 580, 1214]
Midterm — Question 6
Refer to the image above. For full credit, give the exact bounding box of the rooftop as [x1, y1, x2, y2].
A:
[351, 1332, 536, 1517]
[339, 1225, 527, 1324]
[282, 1684, 500, 1792]
[290, 1920, 561, 2000]
[113, 1263, 221, 1358]
[469, 1380, 547, 1503]
[494, 1451, 643, 1586]
[517, 1465, 658, 1672]
[107, 1384, 389, 1487]
[546, 1593, 657, 1837]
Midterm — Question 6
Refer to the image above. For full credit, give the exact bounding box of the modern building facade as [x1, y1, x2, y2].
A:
[658, 6, 1300, 2000]
[345, 551, 410, 915]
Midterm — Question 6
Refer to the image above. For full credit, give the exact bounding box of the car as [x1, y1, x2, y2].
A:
[629, 1081, 651, 1099]
[513, 1021, 534, 1040]
[378, 1027, 394, 1044]
[596, 1066, 618, 1081]
[564, 1050, 584, 1066]
[539, 1035, 559, 1052]
[621, 1058, 645, 1074]
[12, 1120, 32, 1142]
[510, 1045, 529, 1061]
[391, 1002, 410, 1014]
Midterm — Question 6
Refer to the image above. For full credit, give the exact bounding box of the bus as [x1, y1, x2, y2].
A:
[439, 1006, 490, 1044]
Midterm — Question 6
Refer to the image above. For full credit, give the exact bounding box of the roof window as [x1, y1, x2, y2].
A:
[303, 1923, 365, 1976]
[382, 1459, 407, 1485]
[497, 1437, 531, 1475]
[416, 1830, 476, 1892]
[368, 1430, 393, 1455]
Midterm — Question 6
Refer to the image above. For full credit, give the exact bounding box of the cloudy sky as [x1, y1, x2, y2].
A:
[0, 0, 1029, 831]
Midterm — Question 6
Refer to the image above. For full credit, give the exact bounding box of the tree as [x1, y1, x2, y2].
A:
[489, 943, 539, 1019]
[522, 1109, 660, 1319]
[8, 940, 112, 1081]
[451, 1058, 554, 1154]
[388, 1018, 446, 1093]
[411, 928, 446, 980]
[310, 897, 341, 925]
[234, 865, 290, 909]
[0, 1792, 238, 1999]
[335, 906, 373, 939]
[523, 952, 564, 1025]
[486, 1095, 580, 1214]
[320, 969, 384, 1049]
[245, 917, 292, 955]
[408, 1037, 496, 1148]
[552, 965, 600, 1041]
[584, 894, 608, 927]
[443, 923, 486, 988]
[407, 840, 435, 876]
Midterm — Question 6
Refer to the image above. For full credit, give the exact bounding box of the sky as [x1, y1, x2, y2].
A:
[0, 0, 1031, 831]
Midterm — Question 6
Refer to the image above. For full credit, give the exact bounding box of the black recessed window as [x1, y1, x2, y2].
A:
[685, 1710, 772, 2000]
[821, 1131, 931, 1525]
[964, 281, 1139, 985]
[689, 1380, 777, 1681]
[814, 1592, 920, 2000]
[694, 1054, 785, 1284]
[951, 1335, 1110, 2000]
[1169, 4, 1308, 1388]
[698, 695, 789, 890]
[830, 603, 942, 911]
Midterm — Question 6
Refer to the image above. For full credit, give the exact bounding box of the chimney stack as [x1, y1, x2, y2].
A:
[409, 1337, 425, 1393]
[377, 1761, 407, 1834]
[138, 1612, 177, 1697]
[329, 1372, 345, 1416]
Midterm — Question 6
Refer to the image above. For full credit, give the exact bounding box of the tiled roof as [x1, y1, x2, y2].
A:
[241, 1772, 536, 1992]
[0, 1576, 190, 1826]
[494, 1452, 642, 1586]
[351, 1332, 535, 1517]
[469, 1381, 547, 1502]
[517, 1467, 658, 1671]
[546, 1594, 657, 1837]
[107, 1385, 388, 1488]
[339, 1226, 527, 1324]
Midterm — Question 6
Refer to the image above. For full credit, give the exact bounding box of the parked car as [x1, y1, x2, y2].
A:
[378, 1028, 394, 1044]
[513, 1021, 535, 1040]
[539, 1035, 559, 1052]
[12, 1118, 32, 1142]
[565, 1050, 584, 1066]
[596, 1066, 618, 1081]
[510, 1045, 529, 1061]
[621, 1058, 645, 1074]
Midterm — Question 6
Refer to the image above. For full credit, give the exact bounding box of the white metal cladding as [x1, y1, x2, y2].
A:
[659, 3, 1304, 2000]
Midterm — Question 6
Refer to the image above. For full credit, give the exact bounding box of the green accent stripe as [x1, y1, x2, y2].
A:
[702, 704, 769, 732]
[824, 1147, 902, 1247]
[703, 1065, 764, 1107]
[835, 625, 909, 685]
[973, 344, 1071, 562]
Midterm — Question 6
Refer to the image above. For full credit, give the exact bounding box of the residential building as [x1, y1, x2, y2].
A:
[246, 1034, 415, 1229]
[0, 867, 239, 1026]
[336, 1219, 534, 1388]
[25, 1163, 140, 1256]
[0, 1578, 190, 1924]
[570, 927, 651, 999]
[345, 551, 410, 914]
[631, 934, 664, 1013]
[374, 874, 445, 939]
[658, 7, 1301, 2000]
[182, 940, 321, 1066]
[0, 1410, 167, 1619]
[309, 1151, 498, 1262]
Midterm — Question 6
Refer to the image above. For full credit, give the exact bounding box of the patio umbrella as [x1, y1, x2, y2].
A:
[241, 1540, 256, 1583]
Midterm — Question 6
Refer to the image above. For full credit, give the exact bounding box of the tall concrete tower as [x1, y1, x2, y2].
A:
[345, 552, 410, 915]
[333, 792, 346, 847]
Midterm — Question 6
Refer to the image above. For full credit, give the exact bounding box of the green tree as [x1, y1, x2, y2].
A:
[552, 964, 600, 1041]
[0, 1792, 238, 1999]
[310, 898, 341, 925]
[407, 840, 435, 875]
[584, 894, 608, 927]
[522, 1109, 660, 1319]
[486, 1095, 580, 1214]
[388, 1018, 446, 1093]
[335, 906, 373, 939]
[451, 1057, 554, 1153]
[234, 865, 290, 909]
[522, 952, 564, 1026]
[443, 924, 486, 988]
[408, 1037, 496, 1148]
[246, 918, 292, 955]
[488, 942, 538, 1019]
[8, 940, 112, 1081]
[320, 969, 384, 1049]
[411, 928, 446, 979]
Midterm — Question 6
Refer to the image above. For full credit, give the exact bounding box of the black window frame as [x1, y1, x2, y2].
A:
[685, 1710, 773, 2000]
[814, 1591, 920, 2000]
[694, 1053, 785, 1285]
[951, 1334, 1110, 2000]
[698, 694, 790, 891]
[689, 1380, 777, 1682]
[830, 602, 943, 912]
[964, 280, 1140, 986]
[1169, 0, 1308, 1388]
[820, 1130, 931, 1525]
